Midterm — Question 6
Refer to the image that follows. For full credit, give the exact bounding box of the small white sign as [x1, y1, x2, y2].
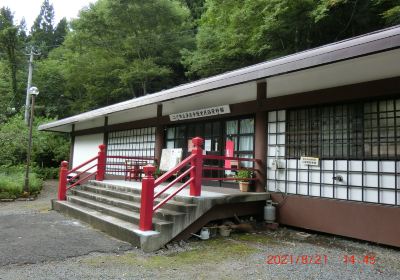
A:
[159, 148, 183, 171]
[300, 156, 319, 166]
[169, 105, 230, 121]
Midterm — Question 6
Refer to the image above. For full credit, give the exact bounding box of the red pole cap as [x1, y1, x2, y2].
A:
[143, 164, 156, 176]
[61, 161, 69, 168]
[98, 144, 106, 151]
[192, 137, 204, 147]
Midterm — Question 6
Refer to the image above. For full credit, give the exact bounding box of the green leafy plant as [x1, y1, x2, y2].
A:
[235, 169, 253, 182]
[0, 168, 43, 199]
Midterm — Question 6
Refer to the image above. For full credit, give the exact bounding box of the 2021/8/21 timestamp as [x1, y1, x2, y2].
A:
[265, 254, 376, 266]
[266, 254, 328, 265]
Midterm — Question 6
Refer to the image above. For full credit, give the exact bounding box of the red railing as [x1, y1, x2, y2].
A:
[57, 145, 106, 200]
[57, 144, 156, 200]
[139, 137, 258, 231]
[58, 137, 258, 232]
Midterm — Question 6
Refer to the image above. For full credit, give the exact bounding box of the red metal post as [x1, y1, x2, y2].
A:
[58, 161, 68, 200]
[139, 165, 156, 231]
[190, 137, 203, 196]
[96, 144, 106, 181]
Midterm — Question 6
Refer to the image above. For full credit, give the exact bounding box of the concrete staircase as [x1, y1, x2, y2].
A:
[52, 180, 269, 251]
[52, 180, 201, 252]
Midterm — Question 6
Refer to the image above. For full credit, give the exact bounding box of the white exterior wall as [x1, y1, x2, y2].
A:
[267, 110, 399, 205]
[72, 133, 104, 172]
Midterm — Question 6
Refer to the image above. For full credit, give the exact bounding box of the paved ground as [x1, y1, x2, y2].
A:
[0, 181, 131, 266]
[1, 181, 399, 280]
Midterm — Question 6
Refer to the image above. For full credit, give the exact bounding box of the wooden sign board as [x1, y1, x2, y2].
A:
[159, 148, 183, 171]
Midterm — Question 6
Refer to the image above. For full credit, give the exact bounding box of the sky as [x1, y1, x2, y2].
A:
[1, 0, 96, 30]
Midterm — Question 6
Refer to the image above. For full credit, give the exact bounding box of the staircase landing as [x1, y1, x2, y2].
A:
[52, 180, 268, 252]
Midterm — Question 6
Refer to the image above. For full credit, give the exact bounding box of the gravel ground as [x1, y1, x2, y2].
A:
[0, 181, 399, 280]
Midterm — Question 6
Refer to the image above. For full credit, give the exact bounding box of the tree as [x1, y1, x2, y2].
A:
[51, 0, 194, 113]
[30, 0, 56, 57]
[183, 0, 400, 78]
[0, 7, 24, 110]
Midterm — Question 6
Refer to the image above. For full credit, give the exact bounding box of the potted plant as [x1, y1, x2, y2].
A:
[235, 169, 253, 192]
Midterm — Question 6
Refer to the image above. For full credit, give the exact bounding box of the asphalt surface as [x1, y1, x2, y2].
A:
[0, 180, 131, 266]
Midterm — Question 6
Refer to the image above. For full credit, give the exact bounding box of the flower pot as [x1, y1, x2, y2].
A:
[239, 181, 250, 192]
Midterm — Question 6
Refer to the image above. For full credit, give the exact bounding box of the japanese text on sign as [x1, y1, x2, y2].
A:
[300, 156, 319, 166]
[169, 105, 230, 121]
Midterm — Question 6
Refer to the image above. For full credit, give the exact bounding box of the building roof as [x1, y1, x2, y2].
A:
[39, 25, 400, 132]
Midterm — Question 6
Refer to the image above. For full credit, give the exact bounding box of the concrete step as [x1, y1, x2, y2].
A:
[71, 189, 186, 222]
[52, 200, 162, 252]
[66, 195, 173, 232]
[89, 180, 198, 204]
[80, 184, 196, 213]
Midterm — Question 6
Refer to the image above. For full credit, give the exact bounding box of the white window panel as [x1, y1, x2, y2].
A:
[321, 160, 334, 170]
[268, 135, 277, 145]
[310, 171, 320, 183]
[335, 186, 347, 199]
[349, 188, 362, 201]
[380, 175, 396, 188]
[268, 123, 277, 133]
[287, 183, 297, 194]
[321, 185, 333, 198]
[287, 171, 297, 181]
[287, 159, 298, 169]
[380, 190, 395, 205]
[298, 184, 308, 195]
[349, 173, 363, 186]
[364, 161, 378, 172]
[349, 160, 363, 172]
[299, 171, 308, 182]
[277, 134, 286, 145]
[365, 189, 378, 203]
[364, 174, 378, 188]
[380, 161, 395, 173]
[322, 172, 334, 184]
[335, 160, 347, 171]
[277, 110, 286, 121]
[277, 122, 286, 133]
[267, 170, 276, 180]
[310, 185, 320, 197]
[268, 111, 277, 122]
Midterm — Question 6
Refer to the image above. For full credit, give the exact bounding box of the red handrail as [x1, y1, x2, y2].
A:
[67, 172, 97, 190]
[154, 154, 195, 187]
[153, 177, 194, 212]
[139, 137, 204, 231]
[67, 156, 98, 175]
[154, 166, 194, 199]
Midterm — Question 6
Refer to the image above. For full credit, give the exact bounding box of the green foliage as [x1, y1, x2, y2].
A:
[34, 167, 59, 180]
[183, 0, 398, 78]
[46, 0, 194, 114]
[0, 115, 70, 167]
[235, 169, 253, 181]
[0, 7, 25, 110]
[0, 167, 43, 198]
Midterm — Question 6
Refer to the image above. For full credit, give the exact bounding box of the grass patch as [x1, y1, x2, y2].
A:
[84, 237, 260, 268]
[0, 166, 43, 199]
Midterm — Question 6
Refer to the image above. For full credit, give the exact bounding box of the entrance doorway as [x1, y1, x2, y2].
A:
[165, 117, 255, 187]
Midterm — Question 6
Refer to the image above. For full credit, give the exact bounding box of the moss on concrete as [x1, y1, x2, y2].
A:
[84, 236, 260, 268]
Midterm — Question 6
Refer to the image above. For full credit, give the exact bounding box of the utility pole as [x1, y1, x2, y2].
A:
[24, 48, 34, 124]
[24, 47, 40, 124]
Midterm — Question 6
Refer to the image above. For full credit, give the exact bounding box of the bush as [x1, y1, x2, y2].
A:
[0, 115, 70, 168]
[34, 167, 59, 180]
[0, 168, 43, 199]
